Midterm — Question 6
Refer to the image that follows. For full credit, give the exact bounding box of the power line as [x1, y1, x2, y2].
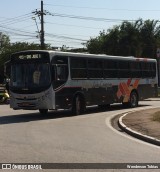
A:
[0, 2, 141, 49]
[0, 13, 38, 41]
[0, 25, 36, 36]
[2, 2, 150, 49]
[46, 21, 105, 30]
[51, 33, 90, 39]
[45, 3, 160, 12]
[0, 3, 85, 48]
[47, 12, 137, 23]
[0, 13, 31, 23]
[11, 37, 38, 42]
[45, 39, 84, 45]
[45, 33, 88, 41]
[0, 13, 33, 26]
[19, 24, 36, 30]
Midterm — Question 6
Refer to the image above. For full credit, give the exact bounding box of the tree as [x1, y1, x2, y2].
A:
[118, 20, 142, 56]
[86, 19, 160, 59]
[0, 33, 10, 83]
[140, 20, 160, 58]
[101, 27, 120, 55]
[0, 32, 10, 48]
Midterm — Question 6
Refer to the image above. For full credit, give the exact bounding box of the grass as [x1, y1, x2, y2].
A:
[153, 111, 160, 122]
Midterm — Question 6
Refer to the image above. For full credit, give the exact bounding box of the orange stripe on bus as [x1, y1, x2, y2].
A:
[116, 79, 140, 102]
[133, 79, 139, 89]
[121, 82, 130, 96]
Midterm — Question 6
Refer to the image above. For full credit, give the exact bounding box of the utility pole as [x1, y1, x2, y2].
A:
[33, 0, 45, 49]
[40, 0, 45, 49]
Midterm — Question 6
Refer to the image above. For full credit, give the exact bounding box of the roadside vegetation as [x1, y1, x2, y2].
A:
[86, 19, 160, 58]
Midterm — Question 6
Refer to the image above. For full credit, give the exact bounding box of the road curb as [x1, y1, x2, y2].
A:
[118, 112, 160, 146]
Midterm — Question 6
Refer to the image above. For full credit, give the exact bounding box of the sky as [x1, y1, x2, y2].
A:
[1, 0, 160, 49]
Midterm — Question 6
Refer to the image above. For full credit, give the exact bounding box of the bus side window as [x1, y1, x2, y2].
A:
[117, 60, 130, 78]
[131, 61, 141, 78]
[151, 63, 156, 78]
[104, 60, 118, 78]
[70, 57, 87, 79]
[88, 59, 103, 79]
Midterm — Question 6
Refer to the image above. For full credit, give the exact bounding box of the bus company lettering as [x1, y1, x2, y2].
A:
[83, 81, 112, 90]
[93, 82, 112, 89]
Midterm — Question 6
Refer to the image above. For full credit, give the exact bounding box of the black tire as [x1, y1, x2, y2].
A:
[72, 95, 85, 115]
[39, 109, 48, 114]
[129, 91, 138, 108]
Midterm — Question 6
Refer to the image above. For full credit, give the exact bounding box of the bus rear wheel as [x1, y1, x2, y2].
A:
[129, 91, 138, 108]
[72, 95, 85, 115]
[39, 109, 48, 114]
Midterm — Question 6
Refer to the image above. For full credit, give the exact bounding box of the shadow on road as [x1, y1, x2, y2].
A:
[0, 104, 149, 125]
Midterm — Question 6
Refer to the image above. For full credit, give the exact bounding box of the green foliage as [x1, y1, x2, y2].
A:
[86, 19, 160, 58]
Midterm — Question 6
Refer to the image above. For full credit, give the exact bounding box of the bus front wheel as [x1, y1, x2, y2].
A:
[72, 95, 85, 115]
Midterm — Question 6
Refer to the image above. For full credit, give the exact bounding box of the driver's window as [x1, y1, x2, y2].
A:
[51, 56, 68, 88]
[56, 65, 68, 81]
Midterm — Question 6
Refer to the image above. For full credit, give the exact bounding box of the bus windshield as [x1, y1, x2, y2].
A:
[10, 63, 51, 89]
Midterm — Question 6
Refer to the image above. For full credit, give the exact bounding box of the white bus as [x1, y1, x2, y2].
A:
[9, 50, 158, 114]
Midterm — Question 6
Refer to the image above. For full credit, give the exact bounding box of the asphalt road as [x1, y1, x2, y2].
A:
[0, 100, 160, 171]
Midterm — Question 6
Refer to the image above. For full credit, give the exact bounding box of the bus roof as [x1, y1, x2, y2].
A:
[52, 50, 156, 62]
[11, 50, 156, 62]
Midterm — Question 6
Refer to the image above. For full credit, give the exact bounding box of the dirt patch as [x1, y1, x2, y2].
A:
[122, 108, 160, 140]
